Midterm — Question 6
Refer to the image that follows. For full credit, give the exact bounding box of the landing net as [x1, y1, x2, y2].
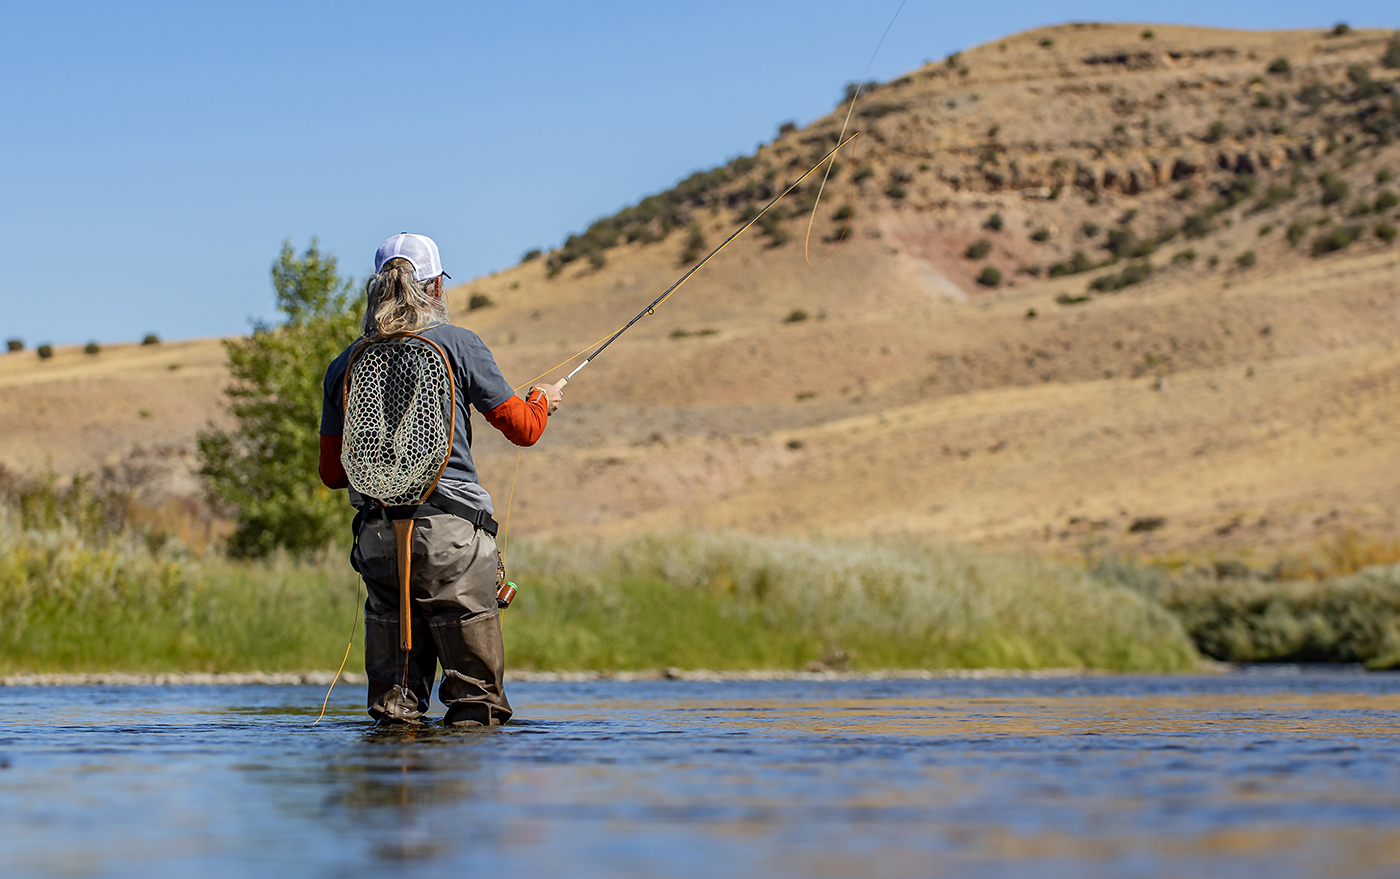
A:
[341, 335, 454, 506]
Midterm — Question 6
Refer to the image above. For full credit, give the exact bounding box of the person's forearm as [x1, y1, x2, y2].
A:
[482, 390, 550, 446]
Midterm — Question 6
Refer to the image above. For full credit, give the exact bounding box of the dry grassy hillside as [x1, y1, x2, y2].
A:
[3, 22, 1399, 569]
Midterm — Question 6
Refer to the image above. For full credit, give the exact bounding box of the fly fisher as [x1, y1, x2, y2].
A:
[318, 232, 562, 727]
[309, 5, 899, 726]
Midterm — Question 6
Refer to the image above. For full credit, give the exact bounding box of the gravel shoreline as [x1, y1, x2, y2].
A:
[0, 668, 1103, 687]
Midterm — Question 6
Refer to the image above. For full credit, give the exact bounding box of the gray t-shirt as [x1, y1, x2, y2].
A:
[320, 323, 516, 514]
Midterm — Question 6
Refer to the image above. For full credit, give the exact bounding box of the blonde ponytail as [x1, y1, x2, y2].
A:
[363, 258, 450, 337]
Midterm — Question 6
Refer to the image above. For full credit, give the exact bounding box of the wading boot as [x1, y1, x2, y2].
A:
[364, 612, 437, 722]
[430, 609, 512, 727]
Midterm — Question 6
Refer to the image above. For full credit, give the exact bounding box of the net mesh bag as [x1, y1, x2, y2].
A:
[341, 336, 454, 506]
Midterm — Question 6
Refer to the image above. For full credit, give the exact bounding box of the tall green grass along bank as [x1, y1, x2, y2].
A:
[501, 534, 1198, 672]
[0, 510, 362, 675]
[1, 509, 1199, 673]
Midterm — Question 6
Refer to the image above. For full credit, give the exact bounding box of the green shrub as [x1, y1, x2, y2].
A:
[1267, 57, 1291, 75]
[885, 182, 907, 199]
[5, 338, 22, 353]
[1236, 250, 1257, 268]
[1380, 169, 1395, 184]
[1332, 22, 1351, 36]
[1204, 119, 1228, 143]
[141, 333, 160, 346]
[1379, 222, 1399, 242]
[1385, 35, 1400, 69]
[545, 156, 744, 266]
[1106, 228, 1156, 259]
[777, 120, 797, 136]
[853, 165, 875, 183]
[1259, 224, 1273, 236]
[1055, 292, 1092, 305]
[783, 309, 808, 323]
[1312, 224, 1366, 256]
[1298, 82, 1328, 112]
[1153, 563, 1400, 665]
[1039, 37, 1053, 48]
[1049, 251, 1096, 277]
[1080, 221, 1100, 237]
[83, 341, 100, 355]
[842, 80, 881, 103]
[1030, 227, 1050, 242]
[1089, 262, 1153, 292]
[520, 248, 542, 263]
[1347, 64, 1385, 101]
[759, 214, 789, 247]
[196, 240, 359, 559]
[679, 227, 707, 264]
[965, 238, 992, 259]
[1182, 213, 1215, 239]
[468, 293, 493, 310]
[1287, 220, 1310, 246]
[1253, 183, 1296, 211]
[860, 102, 903, 120]
[832, 204, 853, 220]
[1377, 191, 1399, 211]
[1361, 109, 1397, 145]
[36, 344, 52, 360]
[1172, 249, 1197, 264]
[588, 251, 607, 269]
[733, 201, 763, 226]
[1211, 174, 1256, 211]
[976, 266, 1002, 287]
[985, 212, 1004, 231]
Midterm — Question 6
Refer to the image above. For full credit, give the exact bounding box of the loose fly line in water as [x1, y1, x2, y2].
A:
[314, 0, 909, 720]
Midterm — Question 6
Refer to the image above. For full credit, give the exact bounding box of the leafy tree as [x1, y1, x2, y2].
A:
[198, 240, 360, 558]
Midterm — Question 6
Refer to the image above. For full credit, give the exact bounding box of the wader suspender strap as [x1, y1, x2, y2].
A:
[378, 493, 499, 537]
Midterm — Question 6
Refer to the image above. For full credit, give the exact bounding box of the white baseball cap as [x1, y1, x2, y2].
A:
[374, 232, 450, 281]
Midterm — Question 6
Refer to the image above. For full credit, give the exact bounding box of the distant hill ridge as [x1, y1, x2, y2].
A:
[525, 23, 1400, 299]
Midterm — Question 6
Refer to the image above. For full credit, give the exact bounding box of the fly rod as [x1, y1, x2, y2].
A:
[555, 132, 859, 389]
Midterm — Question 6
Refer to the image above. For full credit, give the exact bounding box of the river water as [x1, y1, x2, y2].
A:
[3, 671, 1400, 878]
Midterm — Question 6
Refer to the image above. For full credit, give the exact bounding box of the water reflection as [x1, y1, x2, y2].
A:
[2, 674, 1400, 877]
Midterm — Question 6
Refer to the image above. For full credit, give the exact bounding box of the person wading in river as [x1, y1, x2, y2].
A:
[318, 232, 562, 726]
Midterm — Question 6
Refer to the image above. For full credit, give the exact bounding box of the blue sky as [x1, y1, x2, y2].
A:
[3, 1, 1396, 346]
